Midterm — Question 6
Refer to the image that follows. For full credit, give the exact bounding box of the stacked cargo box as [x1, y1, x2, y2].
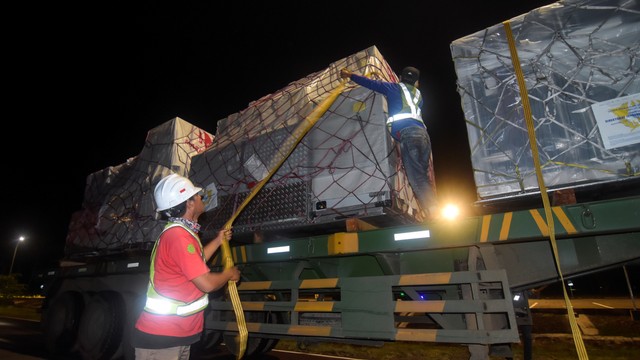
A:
[191, 45, 422, 242]
[450, 0, 639, 202]
[64, 117, 214, 255]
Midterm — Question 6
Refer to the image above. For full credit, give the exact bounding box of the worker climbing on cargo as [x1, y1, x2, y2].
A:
[132, 173, 241, 359]
[341, 66, 439, 220]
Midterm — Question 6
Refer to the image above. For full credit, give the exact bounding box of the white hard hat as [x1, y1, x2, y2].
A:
[154, 173, 202, 211]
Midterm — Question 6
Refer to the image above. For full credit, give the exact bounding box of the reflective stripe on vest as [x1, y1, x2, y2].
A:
[143, 222, 209, 317]
[144, 290, 209, 316]
[387, 83, 424, 124]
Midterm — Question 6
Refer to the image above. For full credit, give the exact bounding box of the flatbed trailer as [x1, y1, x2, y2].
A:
[40, 195, 640, 359]
[203, 195, 640, 357]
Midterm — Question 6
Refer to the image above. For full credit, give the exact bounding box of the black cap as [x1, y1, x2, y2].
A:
[401, 66, 420, 84]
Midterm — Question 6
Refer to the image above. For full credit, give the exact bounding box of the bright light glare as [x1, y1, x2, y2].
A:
[267, 245, 290, 254]
[394, 230, 430, 241]
[442, 204, 460, 220]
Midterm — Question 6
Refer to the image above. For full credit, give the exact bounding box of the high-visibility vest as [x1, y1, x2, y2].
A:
[387, 83, 424, 124]
[143, 222, 209, 316]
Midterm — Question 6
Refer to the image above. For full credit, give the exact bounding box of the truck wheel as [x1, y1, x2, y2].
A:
[190, 328, 223, 360]
[42, 291, 84, 356]
[223, 330, 265, 358]
[76, 291, 125, 360]
[259, 311, 283, 353]
[191, 292, 225, 359]
[119, 291, 146, 360]
[222, 310, 281, 357]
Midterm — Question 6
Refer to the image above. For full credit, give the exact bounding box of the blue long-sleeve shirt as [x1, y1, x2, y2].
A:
[349, 74, 426, 140]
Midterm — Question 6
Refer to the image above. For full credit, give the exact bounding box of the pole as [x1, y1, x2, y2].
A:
[622, 265, 637, 310]
[623, 265, 639, 321]
[8, 236, 24, 274]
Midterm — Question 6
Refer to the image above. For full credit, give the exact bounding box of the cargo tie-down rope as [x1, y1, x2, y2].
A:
[503, 20, 589, 360]
[219, 76, 348, 359]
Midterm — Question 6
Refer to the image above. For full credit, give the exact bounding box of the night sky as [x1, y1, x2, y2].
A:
[5, 1, 568, 281]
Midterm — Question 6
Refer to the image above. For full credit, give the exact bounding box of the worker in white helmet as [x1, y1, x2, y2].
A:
[132, 173, 241, 359]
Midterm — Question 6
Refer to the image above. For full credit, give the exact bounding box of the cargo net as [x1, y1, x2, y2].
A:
[64, 118, 215, 255]
[191, 45, 423, 242]
[64, 46, 423, 253]
[450, 0, 639, 201]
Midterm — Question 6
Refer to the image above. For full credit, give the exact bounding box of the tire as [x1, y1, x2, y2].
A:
[223, 330, 266, 358]
[76, 291, 125, 360]
[223, 310, 282, 358]
[191, 292, 225, 360]
[259, 311, 282, 353]
[190, 328, 223, 360]
[119, 291, 146, 360]
[42, 291, 84, 356]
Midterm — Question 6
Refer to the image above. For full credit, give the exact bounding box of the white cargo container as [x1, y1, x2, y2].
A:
[450, 0, 639, 201]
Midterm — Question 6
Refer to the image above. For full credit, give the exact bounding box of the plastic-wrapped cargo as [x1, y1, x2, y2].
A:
[190, 45, 422, 242]
[450, 0, 640, 202]
[65, 117, 214, 255]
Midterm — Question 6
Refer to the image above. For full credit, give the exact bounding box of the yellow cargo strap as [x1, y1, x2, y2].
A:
[503, 20, 589, 360]
[220, 77, 347, 359]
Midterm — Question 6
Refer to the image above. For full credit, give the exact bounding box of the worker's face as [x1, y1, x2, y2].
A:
[189, 193, 205, 216]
